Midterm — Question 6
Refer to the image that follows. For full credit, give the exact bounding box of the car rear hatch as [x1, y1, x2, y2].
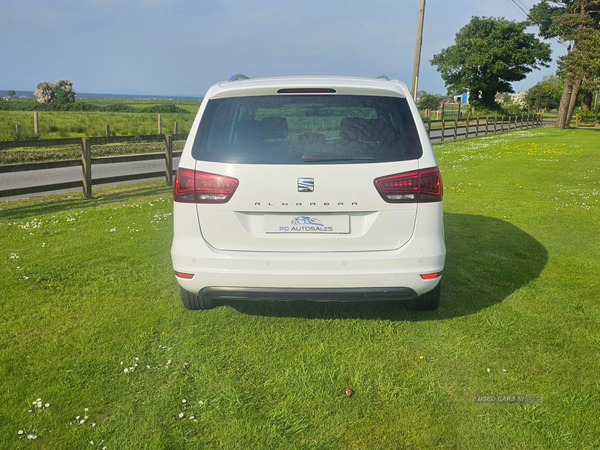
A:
[180, 90, 427, 252]
[193, 161, 419, 252]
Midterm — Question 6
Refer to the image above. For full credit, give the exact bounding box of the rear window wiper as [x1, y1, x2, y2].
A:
[302, 154, 375, 162]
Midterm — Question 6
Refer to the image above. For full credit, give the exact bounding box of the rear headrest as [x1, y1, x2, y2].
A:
[261, 116, 288, 139]
[365, 118, 393, 144]
[297, 132, 326, 147]
[339, 117, 368, 141]
[235, 120, 262, 144]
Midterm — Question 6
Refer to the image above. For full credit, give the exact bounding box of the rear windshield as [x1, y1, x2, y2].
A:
[192, 95, 423, 164]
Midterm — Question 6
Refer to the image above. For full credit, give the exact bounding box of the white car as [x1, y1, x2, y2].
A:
[171, 75, 445, 310]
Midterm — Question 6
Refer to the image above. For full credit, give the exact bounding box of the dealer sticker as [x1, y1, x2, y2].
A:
[265, 215, 349, 234]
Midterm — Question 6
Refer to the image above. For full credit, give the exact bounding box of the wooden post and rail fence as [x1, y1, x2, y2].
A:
[0, 133, 188, 199]
[13, 112, 178, 138]
[0, 113, 543, 200]
[426, 113, 542, 142]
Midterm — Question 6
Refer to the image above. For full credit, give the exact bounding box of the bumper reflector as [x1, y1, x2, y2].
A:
[175, 271, 194, 279]
[420, 271, 443, 280]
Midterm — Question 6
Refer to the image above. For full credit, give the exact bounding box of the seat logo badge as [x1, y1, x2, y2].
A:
[298, 178, 314, 192]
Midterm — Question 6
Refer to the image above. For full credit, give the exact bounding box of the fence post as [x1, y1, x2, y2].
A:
[441, 102, 445, 120]
[427, 118, 432, 139]
[476, 117, 480, 138]
[16, 124, 21, 138]
[34, 112, 39, 136]
[105, 124, 111, 137]
[158, 114, 162, 134]
[164, 134, 173, 186]
[465, 113, 470, 139]
[500, 116, 504, 133]
[453, 118, 458, 140]
[441, 119, 445, 142]
[485, 117, 489, 136]
[81, 138, 92, 199]
[493, 116, 497, 135]
[174, 122, 179, 134]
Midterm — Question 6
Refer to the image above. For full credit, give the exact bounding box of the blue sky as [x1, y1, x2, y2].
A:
[0, 0, 566, 97]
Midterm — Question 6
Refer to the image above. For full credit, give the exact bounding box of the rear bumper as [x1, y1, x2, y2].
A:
[200, 287, 418, 302]
[172, 202, 445, 297]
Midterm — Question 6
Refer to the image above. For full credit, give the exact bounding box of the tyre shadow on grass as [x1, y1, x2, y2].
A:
[226, 212, 548, 321]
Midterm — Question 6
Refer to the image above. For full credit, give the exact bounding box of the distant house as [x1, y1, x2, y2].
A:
[496, 92, 519, 103]
[453, 92, 469, 104]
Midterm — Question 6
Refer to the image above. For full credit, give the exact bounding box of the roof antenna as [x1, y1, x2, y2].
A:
[229, 74, 250, 81]
[377, 73, 390, 81]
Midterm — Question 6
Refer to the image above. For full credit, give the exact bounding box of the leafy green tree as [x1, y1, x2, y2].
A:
[529, 1, 600, 127]
[580, 77, 600, 110]
[6, 90, 16, 98]
[526, 75, 564, 111]
[418, 94, 441, 111]
[430, 16, 552, 110]
[33, 79, 76, 104]
[54, 79, 76, 104]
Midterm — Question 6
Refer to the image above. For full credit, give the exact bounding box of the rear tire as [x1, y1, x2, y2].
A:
[406, 281, 441, 311]
[180, 288, 216, 310]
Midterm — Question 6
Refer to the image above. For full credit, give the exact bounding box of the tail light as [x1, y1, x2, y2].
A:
[277, 88, 336, 94]
[175, 271, 194, 279]
[374, 167, 442, 203]
[420, 271, 443, 279]
[174, 169, 239, 203]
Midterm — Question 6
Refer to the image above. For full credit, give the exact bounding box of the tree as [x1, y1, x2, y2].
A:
[513, 91, 529, 111]
[526, 75, 564, 110]
[430, 16, 552, 110]
[54, 79, 76, 104]
[418, 94, 441, 111]
[580, 77, 600, 110]
[6, 90, 15, 98]
[529, 1, 600, 127]
[33, 79, 76, 104]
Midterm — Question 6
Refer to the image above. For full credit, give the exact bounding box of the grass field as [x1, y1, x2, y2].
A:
[1, 128, 599, 448]
[75, 98, 202, 113]
[0, 110, 197, 141]
[0, 97, 202, 113]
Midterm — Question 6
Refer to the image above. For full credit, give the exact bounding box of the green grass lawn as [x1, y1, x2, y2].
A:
[0, 128, 599, 449]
